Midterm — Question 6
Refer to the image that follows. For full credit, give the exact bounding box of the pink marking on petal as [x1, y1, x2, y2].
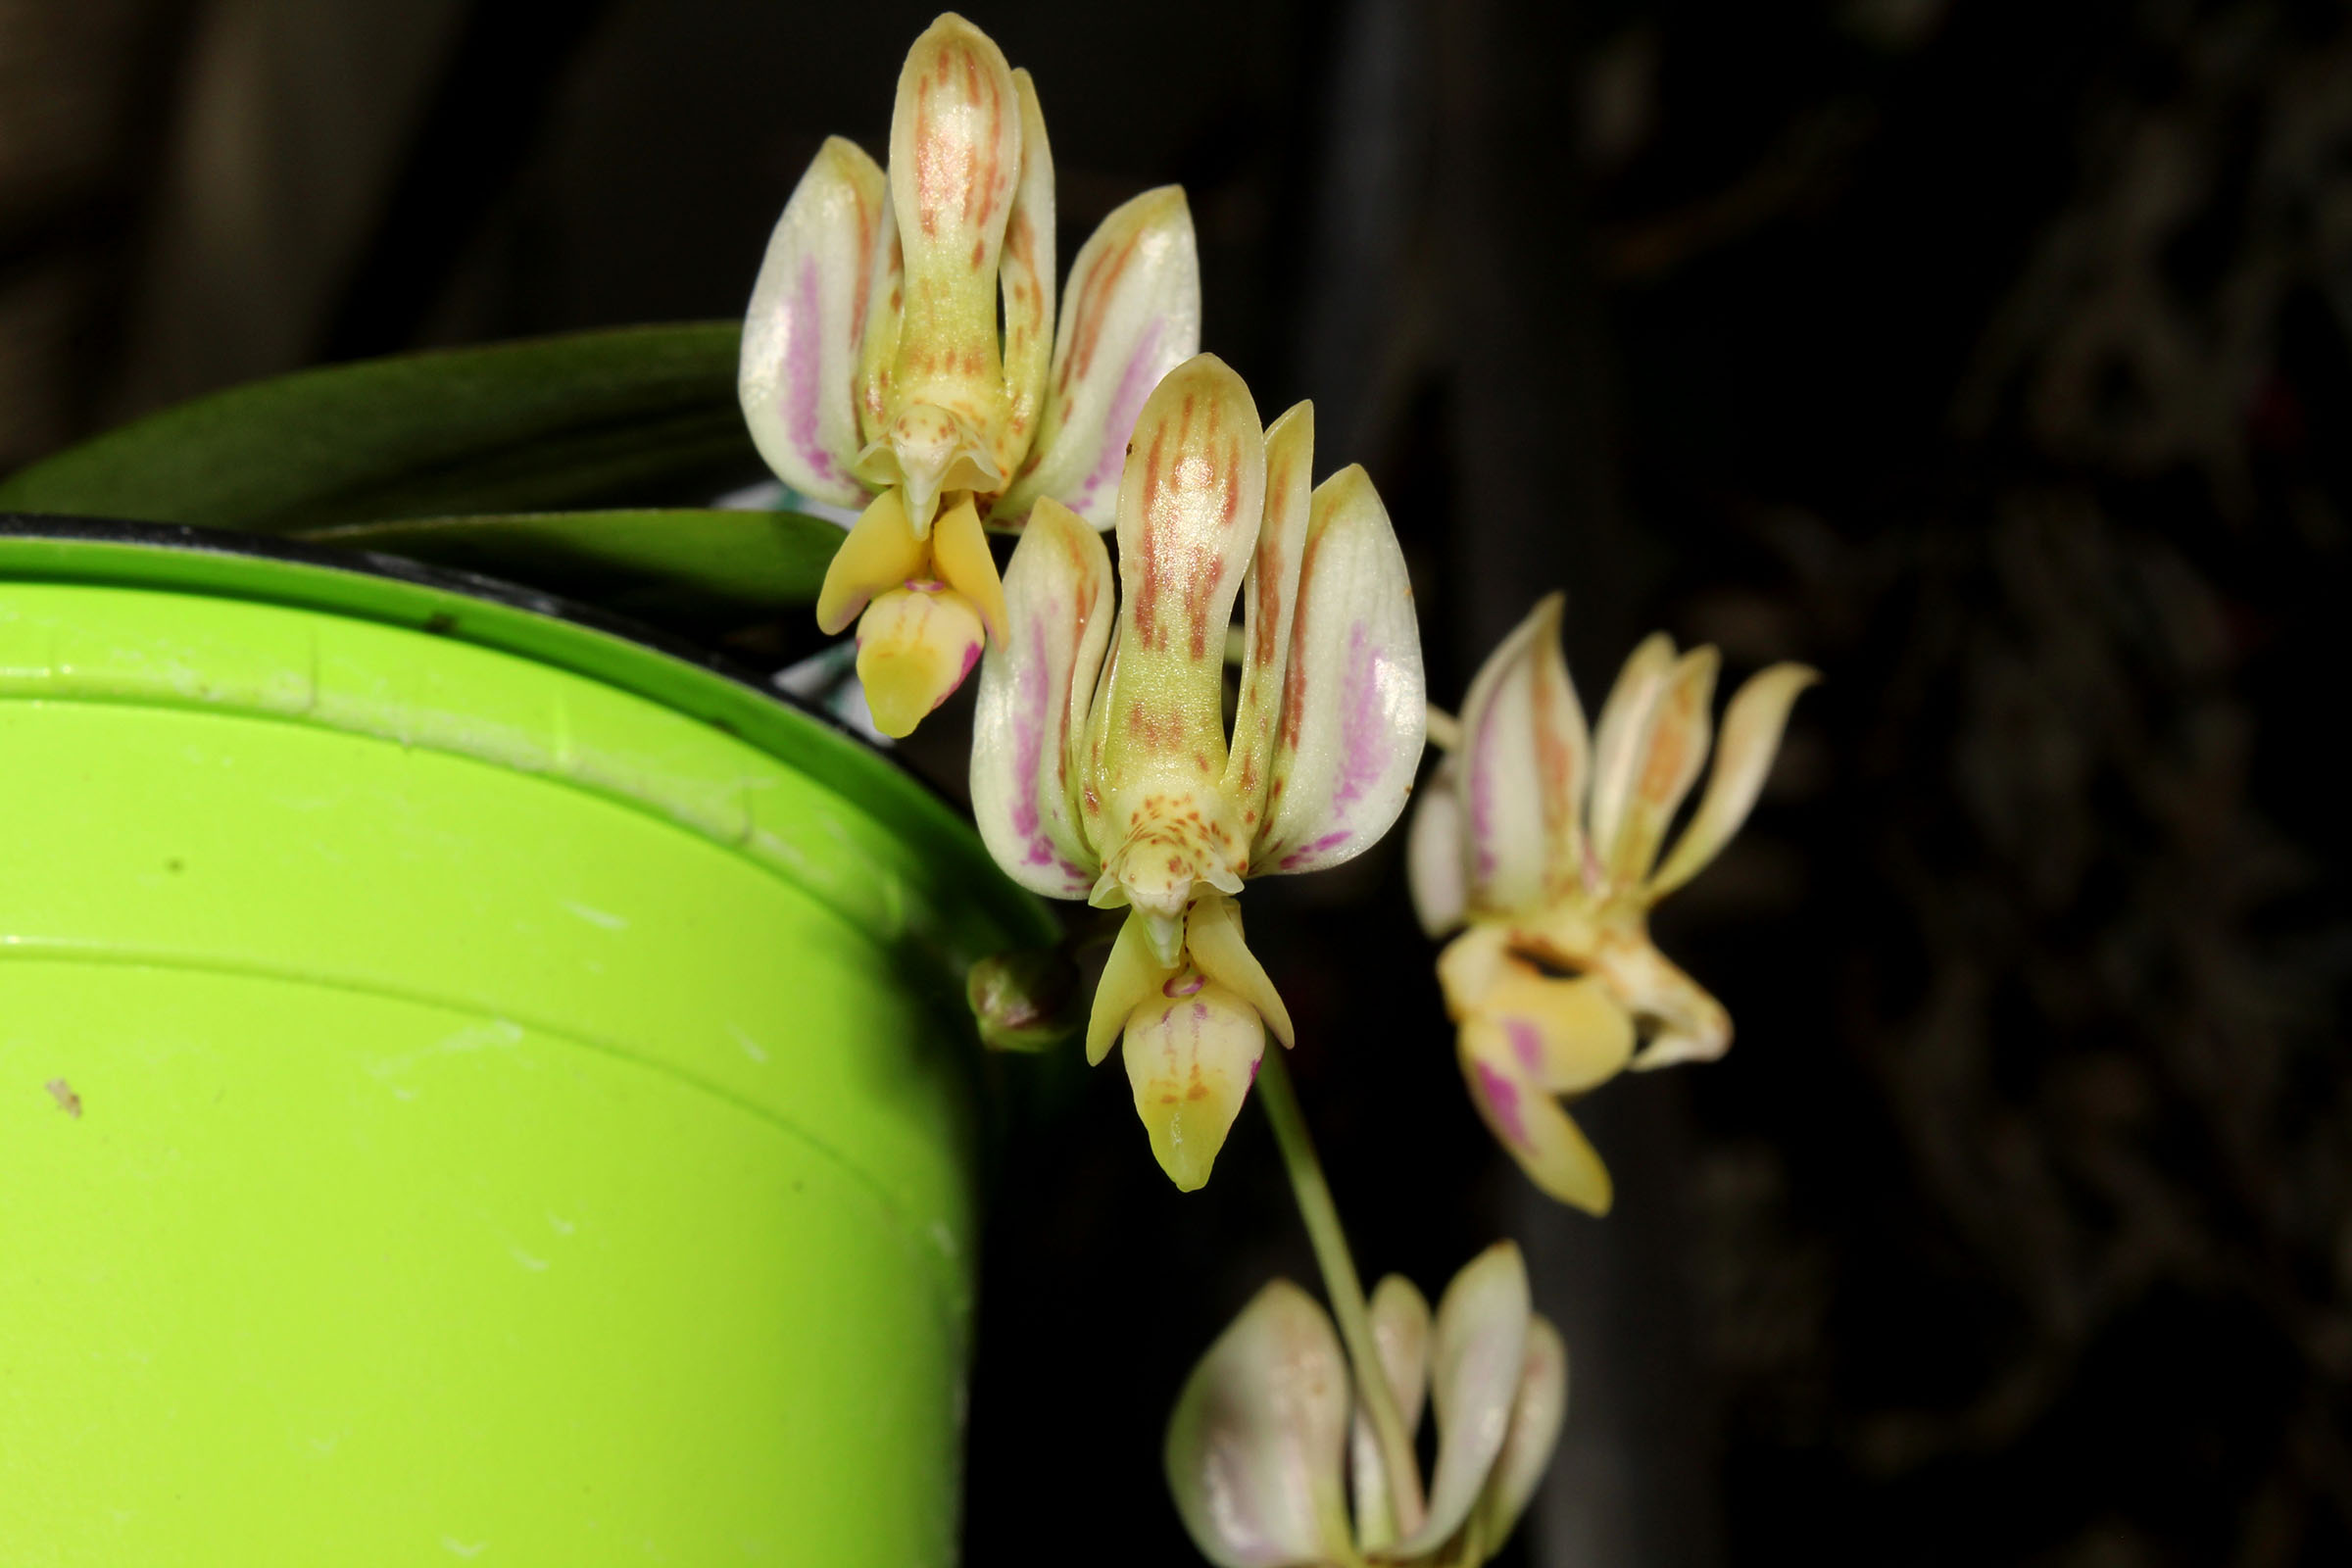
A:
[1475, 1061, 1529, 1147]
[956, 639, 981, 682]
[908, 578, 948, 593]
[1192, 1001, 1210, 1023]
[1067, 319, 1165, 515]
[1277, 830, 1351, 870]
[786, 260, 840, 483]
[1507, 1018, 1544, 1075]
[1163, 972, 1205, 998]
[1330, 624, 1390, 812]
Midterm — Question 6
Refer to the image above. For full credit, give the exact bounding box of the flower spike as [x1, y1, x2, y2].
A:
[971, 351, 1425, 1191]
[741, 13, 1202, 736]
[1410, 598, 1815, 1211]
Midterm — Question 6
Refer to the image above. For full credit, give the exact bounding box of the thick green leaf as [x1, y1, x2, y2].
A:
[299, 509, 843, 630]
[0, 324, 760, 530]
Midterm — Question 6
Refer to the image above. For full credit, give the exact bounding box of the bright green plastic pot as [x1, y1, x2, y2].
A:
[0, 518, 1050, 1564]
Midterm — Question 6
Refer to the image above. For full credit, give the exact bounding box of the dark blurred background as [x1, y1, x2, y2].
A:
[7, 0, 2351, 1563]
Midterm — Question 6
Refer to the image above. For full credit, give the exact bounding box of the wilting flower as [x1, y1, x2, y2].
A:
[1165, 1243, 1565, 1568]
[1409, 595, 1815, 1214]
[970, 353, 1424, 1189]
[739, 12, 1200, 735]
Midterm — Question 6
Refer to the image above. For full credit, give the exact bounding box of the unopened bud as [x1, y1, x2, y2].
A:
[966, 947, 1081, 1053]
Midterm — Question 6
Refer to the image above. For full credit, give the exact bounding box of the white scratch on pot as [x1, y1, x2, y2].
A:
[441, 1539, 487, 1558]
[563, 901, 627, 931]
[546, 1211, 575, 1236]
[511, 1248, 549, 1272]
[727, 1025, 769, 1065]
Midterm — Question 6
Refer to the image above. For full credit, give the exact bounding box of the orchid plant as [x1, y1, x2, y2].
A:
[0, 13, 1816, 1563]
[737, 13, 1200, 736]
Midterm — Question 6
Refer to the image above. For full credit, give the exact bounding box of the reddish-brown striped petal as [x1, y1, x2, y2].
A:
[1597, 644, 1718, 889]
[1093, 355, 1265, 927]
[994, 186, 1201, 529]
[1222, 401, 1313, 829]
[1452, 595, 1591, 918]
[993, 68, 1057, 488]
[1646, 662, 1819, 900]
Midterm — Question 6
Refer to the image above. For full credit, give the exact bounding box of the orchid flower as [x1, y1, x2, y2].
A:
[1408, 596, 1816, 1214]
[1165, 1243, 1566, 1568]
[739, 12, 1200, 735]
[969, 352, 1425, 1190]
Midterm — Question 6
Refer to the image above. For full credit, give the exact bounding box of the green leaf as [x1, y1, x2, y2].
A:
[298, 509, 843, 630]
[0, 324, 760, 530]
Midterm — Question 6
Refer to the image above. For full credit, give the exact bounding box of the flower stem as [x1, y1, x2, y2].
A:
[1255, 1047, 1427, 1540]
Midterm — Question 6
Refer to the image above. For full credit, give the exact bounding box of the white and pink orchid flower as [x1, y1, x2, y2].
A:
[970, 352, 1425, 1190]
[738, 12, 1200, 735]
[1408, 595, 1816, 1214]
[1165, 1243, 1566, 1568]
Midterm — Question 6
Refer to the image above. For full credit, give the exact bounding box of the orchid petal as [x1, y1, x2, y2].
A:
[996, 186, 1202, 529]
[1094, 355, 1264, 926]
[929, 493, 1007, 644]
[1475, 970, 1637, 1097]
[1646, 662, 1819, 900]
[1600, 942, 1733, 1071]
[1250, 466, 1426, 877]
[1406, 760, 1470, 938]
[1598, 645, 1718, 888]
[871, 16, 1020, 533]
[994, 68, 1057, 485]
[1123, 976, 1267, 1192]
[1389, 1242, 1532, 1558]
[1349, 1274, 1432, 1552]
[1186, 894, 1295, 1050]
[1165, 1280, 1356, 1568]
[1223, 401, 1314, 829]
[971, 498, 1111, 899]
[815, 487, 926, 635]
[1584, 632, 1675, 878]
[1472, 1313, 1568, 1549]
[1458, 1023, 1613, 1215]
[854, 193, 904, 450]
[1088, 908, 1179, 1066]
[1454, 594, 1590, 918]
[854, 583, 985, 739]
[740, 135, 887, 508]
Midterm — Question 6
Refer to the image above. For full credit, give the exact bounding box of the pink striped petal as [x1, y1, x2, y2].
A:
[1453, 595, 1591, 918]
[1223, 401, 1314, 831]
[970, 499, 1112, 899]
[739, 135, 887, 507]
[1165, 1281, 1355, 1568]
[1458, 1020, 1614, 1214]
[994, 186, 1201, 529]
[1250, 466, 1426, 877]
